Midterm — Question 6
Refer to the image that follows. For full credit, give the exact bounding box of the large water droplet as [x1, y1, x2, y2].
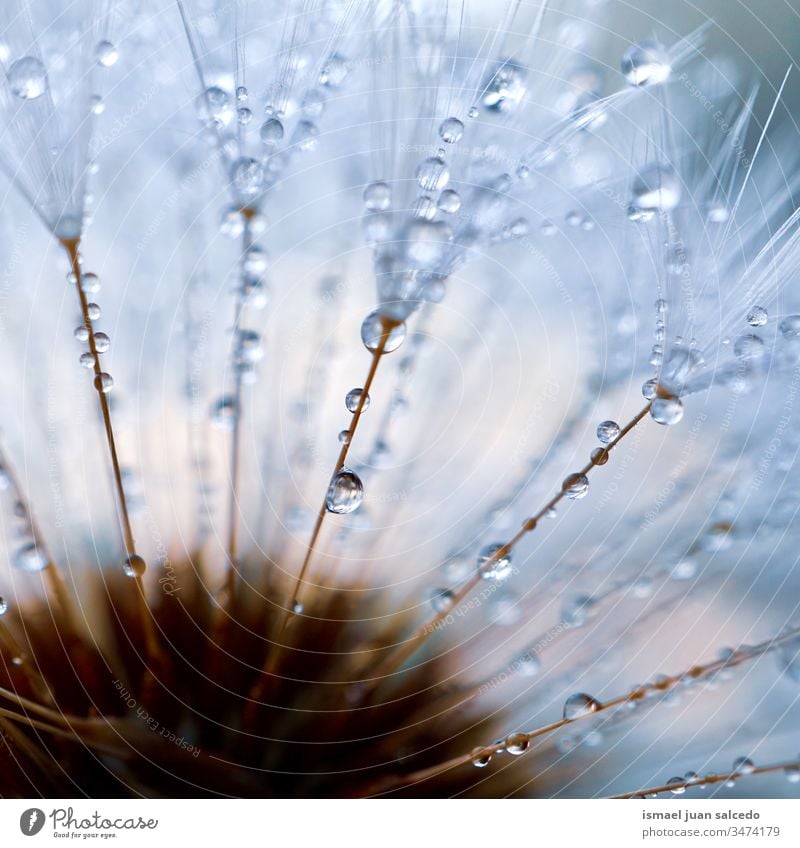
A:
[476, 543, 512, 582]
[504, 733, 529, 756]
[621, 41, 671, 87]
[94, 373, 114, 393]
[7, 56, 48, 100]
[481, 59, 527, 112]
[439, 117, 464, 144]
[650, 396, 684, 426]
[733, 333, 765, 361]
[260, 118, 284, 146]
[345, 388, 369, 413]
[361, 310, 407, 353]
[746, 306, 768, 327]
[13, 541, 48, 573]
[196, 86, 232, 126]
[470, 747, 492, 768]
[416, 157, 450, 191]
[632, 164, 681, 213]
[95, 40, 118, 68]
[779, 315, 800, 340]
[733, 756, 755, 775]
[563, 692, 600, 719]
[562, 473, 589, 499]
[231, 157, 264, 199]
[122, 554, 147, 578]
[363, 181, 391, 211]
[326, 468, 364, 514]
[596, 420, 620, 444]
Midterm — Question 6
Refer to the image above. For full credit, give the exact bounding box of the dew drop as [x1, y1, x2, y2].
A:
[504, 733, 529, 756]
[621, 41, 671, 87]
[667, 777, 686, 794]
[631, 164, 681, 213]
[7, 56, 48, 99]
[650, 396, 684, 426]
[590, 447, 609, 466]
[74, 325, 89, 342]
[470, 747, 492, 768]
[326, 468, 364, 514]
[0, 596, 7, 616]
[94, 373, 113, 393]
[439, 116, 464, 144]
[563, 692, 600, 720]
[338, 429, 351, 445]
[733, 333, 765, 361]
[562, 473, 589, 500]
[231, 157, 264, 199]
[784, 766, 800, 783]
[292, 601, 304, 615]
[361, 310, 407, 353]
[259, 118, 284, 146]
[430, 588, 455, 613]
[596, 420, 620, 444]
[95, 40, 118, 68]
[196, 86, 231, 125]
[122, 554, 146, 578]
[416, 157, 450, 191]
[90, 94, 105, 115]
[87, 303, 101, 320]
[481, 59, 527, 112]
[779, 315, 800, 340]
[733, 756, 755, 775]
[746, 306, 768, 327]
[642, 378, 658, 399]
[13, 541, 48, 573]
[345, 388, 369, 413]
[438, 189, 461, 214]
[93, 332, 110, 353]
[363, 181, 391, 212]
[476, 543, 512, 582]
[79, 352, 94, 368]
[211, 396, 237, 429]
[80, 272, 100, 294]
[516, 652, 541, 677]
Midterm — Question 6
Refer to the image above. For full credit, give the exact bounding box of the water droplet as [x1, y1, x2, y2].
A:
[562, 594, 595, 628]
[416, 157, 450, 192]
[631, 164, 681, 213]
[7, 56, 48, 99]
[0, 596, 7, 615]
[621, 41, 671, 87]
[337, 429, 351, 445]
[211, 396, 237, 429]
[430, 588, 455, 613]
[439, 116, 464, 143]
[733, 333, 765, 361]
[747, 306, 768, 327]
[642, 378, 658, 399]
[597, 420, 620, 444]
[237, 106, 253, 125]
[345, 388, 369, 413]
[361, 311, 407, 353]
[319, 52, 348, 88]
[784, 766, 800, 783]
[79, 352, 94, 368]
[13, 541, 48, 573]
[667, 777, 686, 794]
[563, 692, 600, 719]
[231, 157, 264, 199]
[504, 733, 529, 756]
[562, 473, 589, 500]
[326, 468, 364, 514]
[413, 195, 437, 220]
[95, 40, 118, 68]
[779, 315, 800, 340]
[260, 118, 284, 146]
[481, 59, 527, 112]
[706, 201, 729, 223]
[94, 373, 113, 393]
[122, 554, 146, 578]
[90, 94, 105, 115]
[243, 245, 268, 275]
[733, 756, 755, 775]
[470, 747, 492, 768]
[80, 272, 100, 294]
[87, 303, 101, 320]
[196, 86, 231, 125]
[292, 601, 304, 615]
[476, 543, 512, 582]
[93, 332, 110, 353]
[516, 652, 541, 677]
[363, 180, 391, 212]
[74, 325, 89, 342]
[650, 396, 684, 426]
[438, 189, 461, 214]
[590, 447, 609, 466]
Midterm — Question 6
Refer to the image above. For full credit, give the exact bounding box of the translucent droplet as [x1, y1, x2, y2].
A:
[733, 756, 755, 775]
[87, 303, 101, 320]
[81, 272, 100, 294]
[438, 189, 461, 214]
[516, 652, 541, 677]
[504, 733, 529, 756]
[430, 588, 455, 613]
[196, 86, 231, 125]
[476, 543, 512, 582]
[231, 157, 264, 199]
[562, 473, 589, 500]
[632, 164, 681, 213]
[733, 333, 765, 361]
[338, 429, 351, 445]
[94, 373, 113, 393]
[667, 777, 686, 794]
[590, 447, 609, 466]
[562, 594, 595, 628]
[746, 306, 768, 327]
[319, 52, 348, 88]
[621, 41, 671, 87]
[481, 59, 527, 112]
[0, 596, 7, 616]
[260, 118, 284, 146]
[416, 157, 450, 192]
[779, 315, 800, 340]
[93, 332, 110, 353]
[784, 766, 800, 783]
[563, 692, 600, 720]
[413, 195, 437, 220]
[292, 601, 304, 615]
[326, 468, 364, 514]
[90, 94, 105, 115]
[345, 388, 369, 413]
[237, 106, 253, 125]
[439, 117, 464, 144]
[650, 396, 684, 426]
[122, 554, 146, 578]
[642, 378, 658, 399]
[244, 245, 268, 275]
[79, 352, 94, 368]
[211, 396, 237, 429]
[74, 325, 89, 342]
[596, 420, 620, 444]
[13, 541, 48, 573]
[7, 56, 48, 100]
[470, 747, 492, 768]
[95, 40, 118, 68]
[362, 180, 391, 212]
[360, 310, 407, 353]
[706, 201, 729, 223]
